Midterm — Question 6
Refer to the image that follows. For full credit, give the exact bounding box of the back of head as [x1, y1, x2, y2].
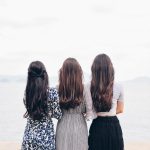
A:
[91, 54, 114, 112]
[24, 61, 49, 121]
[59, 58, 83, 110]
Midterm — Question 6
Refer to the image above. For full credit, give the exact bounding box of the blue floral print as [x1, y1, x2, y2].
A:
[21, 88, 62, 150]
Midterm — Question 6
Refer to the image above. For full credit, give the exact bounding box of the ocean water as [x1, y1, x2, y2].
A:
[0, 79, 150, 143]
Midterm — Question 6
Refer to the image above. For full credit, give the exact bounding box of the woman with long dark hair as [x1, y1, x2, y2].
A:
[56, 58, 93, 150]
[88, 54, 124, 150]
[21, 61, 61, 150]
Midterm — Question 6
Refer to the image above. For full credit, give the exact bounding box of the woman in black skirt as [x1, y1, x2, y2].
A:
[88, 54, 124, 150]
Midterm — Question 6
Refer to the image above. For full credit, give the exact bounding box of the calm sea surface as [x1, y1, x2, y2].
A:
[0, 81, 150, 142]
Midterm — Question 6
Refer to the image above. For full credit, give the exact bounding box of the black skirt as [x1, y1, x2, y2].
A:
[88, 116, 124, 150]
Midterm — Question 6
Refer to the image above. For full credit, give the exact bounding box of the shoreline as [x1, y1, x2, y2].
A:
[125, 141, 150, 150]
[0, 141, 150, 150]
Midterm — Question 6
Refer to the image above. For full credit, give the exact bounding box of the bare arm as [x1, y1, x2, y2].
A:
[116, 101, 124, 114]
[116, 84, 124, 114]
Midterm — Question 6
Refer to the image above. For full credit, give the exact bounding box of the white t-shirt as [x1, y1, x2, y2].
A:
[87, 83, 124, 117]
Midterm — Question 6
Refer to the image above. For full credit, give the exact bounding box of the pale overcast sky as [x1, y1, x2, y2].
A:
[0, 0, 150, 81]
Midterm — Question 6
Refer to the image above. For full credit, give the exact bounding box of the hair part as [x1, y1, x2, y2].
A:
[90, 54, 114, 112]
[24, 61, 49, 121]
[59, 58, 84, 109]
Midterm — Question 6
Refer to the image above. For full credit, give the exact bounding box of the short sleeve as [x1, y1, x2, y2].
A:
[48, 88, 62, 119]
[117, 84, 124, 101]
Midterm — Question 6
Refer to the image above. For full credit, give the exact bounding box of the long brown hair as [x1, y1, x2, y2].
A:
[24, 61, 49, 120]
[59, 58, 84, 109]
[90, 54, 114, 112]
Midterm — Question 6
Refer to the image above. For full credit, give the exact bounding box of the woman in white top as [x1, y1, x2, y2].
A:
[88, 54, 124, 150]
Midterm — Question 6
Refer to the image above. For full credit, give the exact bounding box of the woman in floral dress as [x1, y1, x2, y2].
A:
[21, 61, 61, 150]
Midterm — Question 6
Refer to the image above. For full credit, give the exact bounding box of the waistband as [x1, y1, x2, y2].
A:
[94, 116, 119, 122]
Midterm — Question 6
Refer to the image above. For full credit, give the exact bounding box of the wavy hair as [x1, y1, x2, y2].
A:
[59, 58, 83, 109]
[24, 61, 49, 120]
[90, 54, 114, 112]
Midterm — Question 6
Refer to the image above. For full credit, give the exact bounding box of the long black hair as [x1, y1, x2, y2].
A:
[24, 61, 49, 121]
[90, 54, 114, 112]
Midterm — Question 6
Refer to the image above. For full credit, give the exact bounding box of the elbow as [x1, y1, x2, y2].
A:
[119, 109, 123, 113]
[117, 109, 124, 114]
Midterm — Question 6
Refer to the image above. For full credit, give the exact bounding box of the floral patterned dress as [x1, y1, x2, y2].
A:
[21, 88, 62, 150]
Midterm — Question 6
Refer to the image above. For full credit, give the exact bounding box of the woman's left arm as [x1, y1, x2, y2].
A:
[116, 101, 124, 114]
[48, 88, 62, 119]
